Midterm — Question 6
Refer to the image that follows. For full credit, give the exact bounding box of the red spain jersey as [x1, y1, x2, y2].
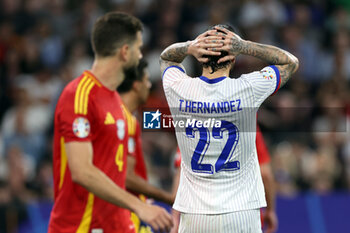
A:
[174, 125, 271, 168]
[123, 107, 148, 185]
[123, 107, 148, 233]
[48, 71, 135, 233]
[256, 125, 271, 165]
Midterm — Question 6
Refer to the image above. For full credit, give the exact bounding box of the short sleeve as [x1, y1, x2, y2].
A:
[57, 96, 94, 142]
[241, 65, 281, 107]
[162, 66, 188, 89]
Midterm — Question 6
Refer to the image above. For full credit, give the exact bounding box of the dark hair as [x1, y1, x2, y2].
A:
[91, 12, 143, 57]
[117, 58, 148, 93]
[203, 24, 235, 73]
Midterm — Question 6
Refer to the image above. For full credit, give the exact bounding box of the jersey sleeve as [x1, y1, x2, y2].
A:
[57, 93, 94, 142]
[162, 66, 188, 90]
[241, 65, 281, 107]
[256, 125, 271, 164]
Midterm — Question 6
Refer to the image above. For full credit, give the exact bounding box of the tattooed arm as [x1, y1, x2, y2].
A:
[215, 26, 299, 87]
[160, 41, 189, 75]
[160, 30, 222, 75]
[235, 41, 298, 87]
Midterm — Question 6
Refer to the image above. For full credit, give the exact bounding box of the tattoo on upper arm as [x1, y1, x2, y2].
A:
[160, 42, 189, 63]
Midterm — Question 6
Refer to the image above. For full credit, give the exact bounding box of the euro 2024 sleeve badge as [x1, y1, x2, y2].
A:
[73, 117, 91, 138]
[261, 67, 274, 80]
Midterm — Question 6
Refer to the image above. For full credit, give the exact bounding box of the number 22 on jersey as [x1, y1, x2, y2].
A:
[186, 120, 240, 174]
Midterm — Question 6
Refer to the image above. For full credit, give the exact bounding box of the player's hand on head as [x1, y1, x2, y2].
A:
[188, 29, 224, 63]
[208, 26, 245, 64]
[137, 203, 173, 232]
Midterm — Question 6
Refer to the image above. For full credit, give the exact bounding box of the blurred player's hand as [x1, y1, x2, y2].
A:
[136, 202, 173, 232]
[169, 209, 180, 233]
[209, 26, 244, 64]
[187, 29, 223, 63]
[263, 209, 278, 233]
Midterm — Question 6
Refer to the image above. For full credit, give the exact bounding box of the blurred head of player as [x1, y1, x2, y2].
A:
[118, 58, 151, 105]
[91, 11, 143, 75]
[202, 24, 235, 74]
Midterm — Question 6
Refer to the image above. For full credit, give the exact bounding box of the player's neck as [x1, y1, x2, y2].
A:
[202, 68, 230, 79]
[120, 92, 139, 113]
[90, 58, 124, 91]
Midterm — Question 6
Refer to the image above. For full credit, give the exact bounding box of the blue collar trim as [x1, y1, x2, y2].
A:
[199, 76, 227, 84]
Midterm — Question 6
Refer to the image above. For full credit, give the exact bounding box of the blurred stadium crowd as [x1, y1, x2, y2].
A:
[0, 0, 349, 232]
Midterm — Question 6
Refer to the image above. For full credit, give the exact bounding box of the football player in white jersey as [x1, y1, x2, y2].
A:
[160, 24, 298, 233]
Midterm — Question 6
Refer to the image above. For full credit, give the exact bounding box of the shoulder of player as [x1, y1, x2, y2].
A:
[240, 66, 280, 79]
[122, 106, 139, 136]
[57, 73, 101, 114]
[162, 65, 190, 83]
[239, 70, 262, 79]
[236, 71, 265, 87]
[60, 73, 99, 96]
[163, 65, 186, 76]
[74, 72, 102, 97]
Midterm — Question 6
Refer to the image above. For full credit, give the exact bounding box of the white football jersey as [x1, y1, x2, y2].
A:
[163, 65, 281, 214]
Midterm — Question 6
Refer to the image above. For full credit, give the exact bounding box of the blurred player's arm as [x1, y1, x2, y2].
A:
[213, 26, 299, 87]
[159, 30, 222, 74]
[257, 128, 278, 232]
[126, 156, 175, 205]
[66, 141, 173, 231]
[170, 166, 181, 233]
[260, 163, 278, 233]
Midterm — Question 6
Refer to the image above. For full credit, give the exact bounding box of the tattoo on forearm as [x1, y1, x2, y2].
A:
[235, 40, 299, 86]
[160, 42, 189, 74]
[230, 37, 244, 56]
[238, 41, 292, 65]
[278, 62, 298, 87]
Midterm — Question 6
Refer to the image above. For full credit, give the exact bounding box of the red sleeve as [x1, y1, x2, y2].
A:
[57, 89, 94, 142]
[174, 147, 181, 168]
[256, 126, 270, 164]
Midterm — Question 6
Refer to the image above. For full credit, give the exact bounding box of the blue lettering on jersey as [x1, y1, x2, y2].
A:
[203, 102, 210, 113]
[223, 101, 230, 112]
[185, 100, 191, 112]
[197, 101, 203, 113]
[179, 99, 184, 111]
[217, 102, 224, 113]
[179, 99, 242, 113]
[211, 102, 218, 113]
[191, 101, 197, 113]
[237, 99, 242, 111]
[230, 100, 236, 112]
